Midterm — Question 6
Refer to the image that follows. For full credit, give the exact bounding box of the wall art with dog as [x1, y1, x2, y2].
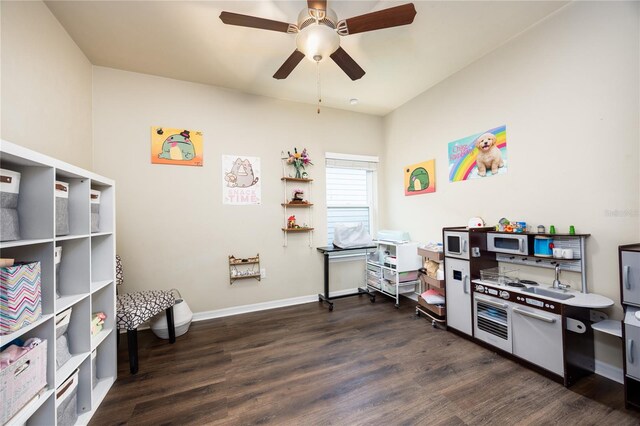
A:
[222, 155, 261, 205]
[448, 125, 507, 182]
[151, 126, 203, 166]
[404, 159, 436, 196]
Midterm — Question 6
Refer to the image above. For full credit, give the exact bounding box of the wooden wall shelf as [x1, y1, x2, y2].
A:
[281, 163, 313, 247]
[281, 177, 314, 182]
[229, 254, 261, 284]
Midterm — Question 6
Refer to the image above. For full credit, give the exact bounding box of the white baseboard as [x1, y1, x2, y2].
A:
[191, 288, 361, 322]
[594, 360, 624, 384]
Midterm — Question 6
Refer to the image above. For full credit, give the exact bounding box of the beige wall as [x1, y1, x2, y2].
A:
[1, 1, 93, 169]
[382, 1, 640, 368]
[92, 66, 383, 313]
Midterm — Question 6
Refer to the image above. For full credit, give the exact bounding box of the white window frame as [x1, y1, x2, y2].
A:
[325, 152, 379, 250]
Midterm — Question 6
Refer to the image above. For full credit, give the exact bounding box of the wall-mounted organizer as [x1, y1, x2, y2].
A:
[416, 247, 446, 327]
[281, 156, 313, 248]
[229, 254, 261, 284]
[0, 140, 116, 425]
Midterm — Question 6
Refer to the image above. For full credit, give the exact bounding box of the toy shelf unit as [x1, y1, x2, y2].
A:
[366, 240, 422, 308]
[0, 140, 116, 426]
[229, 254, 261, 284]
[416, 247, 446, 327]
[281, 173, 313, 247]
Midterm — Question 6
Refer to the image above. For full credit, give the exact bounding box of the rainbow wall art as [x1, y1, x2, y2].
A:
[447, 125, 507, 182]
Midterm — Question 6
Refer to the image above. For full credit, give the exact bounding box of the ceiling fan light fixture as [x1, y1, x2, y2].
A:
[295, 24, 339, 62]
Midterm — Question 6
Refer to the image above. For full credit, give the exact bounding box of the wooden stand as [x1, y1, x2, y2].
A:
[416, 247, 446, 328]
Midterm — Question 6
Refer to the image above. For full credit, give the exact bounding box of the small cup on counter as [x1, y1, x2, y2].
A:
[562, 249, 574, 259]
[553, 248, 563, 258]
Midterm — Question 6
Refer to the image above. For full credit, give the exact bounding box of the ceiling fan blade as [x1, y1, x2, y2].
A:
[342, 3, 417, 35]
[273, 50, 305, 79]
[219, 11, 294, 33]
[330, 47, 365, 81]
[307, 0, 327, 11]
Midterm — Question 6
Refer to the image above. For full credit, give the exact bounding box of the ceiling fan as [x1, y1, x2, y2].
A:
[219, 1, 417, 81]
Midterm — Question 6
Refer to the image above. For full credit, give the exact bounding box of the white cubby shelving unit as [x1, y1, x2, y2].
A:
[1, 140, 116, 425]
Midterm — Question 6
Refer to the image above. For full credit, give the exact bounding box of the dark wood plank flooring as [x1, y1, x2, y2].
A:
[90, 296, 640, 425]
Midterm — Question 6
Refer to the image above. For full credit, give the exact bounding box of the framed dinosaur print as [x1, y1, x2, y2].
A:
[404, 159, 435, 196]
[151, 126, 203, 166]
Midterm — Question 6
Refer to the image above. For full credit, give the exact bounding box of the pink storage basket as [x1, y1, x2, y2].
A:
[0, 340, 48, 423]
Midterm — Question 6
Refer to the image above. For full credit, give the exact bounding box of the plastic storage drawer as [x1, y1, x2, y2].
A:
[383, 269, 419, 283]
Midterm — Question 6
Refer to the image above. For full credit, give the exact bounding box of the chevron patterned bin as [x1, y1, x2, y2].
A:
[1, 262, 42, 335]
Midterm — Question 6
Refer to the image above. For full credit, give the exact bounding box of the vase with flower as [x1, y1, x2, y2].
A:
[286, 148, 313, 179]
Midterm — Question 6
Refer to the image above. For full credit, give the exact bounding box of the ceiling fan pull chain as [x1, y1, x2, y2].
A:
[316, 60, 322, 114]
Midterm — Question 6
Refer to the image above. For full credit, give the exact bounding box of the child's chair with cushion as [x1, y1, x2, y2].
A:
[115, 255, 176, 374]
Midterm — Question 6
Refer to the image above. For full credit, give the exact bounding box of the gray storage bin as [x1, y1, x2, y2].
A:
[55, 181, 70, 236]
[90, 189, 101, 233]
[55, 246, 62, 298]
[55, 308, 73, 369]
[0, 169, 21, 241]
[56, 369, 78, 426]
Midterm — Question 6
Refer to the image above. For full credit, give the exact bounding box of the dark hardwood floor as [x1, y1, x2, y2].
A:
[91, 296, 640, 425]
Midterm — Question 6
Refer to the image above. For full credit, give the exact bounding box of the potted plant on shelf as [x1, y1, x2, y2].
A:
[291, 188, 306, 204]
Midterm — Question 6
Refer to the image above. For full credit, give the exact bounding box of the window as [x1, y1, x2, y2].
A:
[325, 153, 378, 245]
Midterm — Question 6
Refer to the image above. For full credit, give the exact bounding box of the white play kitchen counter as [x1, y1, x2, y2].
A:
[473, 279, 615, 309]
[471, 278, 613, 387]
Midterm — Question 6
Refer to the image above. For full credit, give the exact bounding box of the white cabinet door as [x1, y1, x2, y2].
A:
[626, 324, 640, 380]
[512, 306, 563, 376]
[622, 251, 640, 306]
[445, 257, 472, 335]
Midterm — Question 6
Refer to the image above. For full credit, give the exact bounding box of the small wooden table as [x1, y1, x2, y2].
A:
[316, 245, 377, 311]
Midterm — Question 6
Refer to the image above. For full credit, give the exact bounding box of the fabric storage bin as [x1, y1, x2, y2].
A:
[55, 246, 62, 298]
[0, 340, 48, 424]
[90, 189, 101, 233]
[0, 168, 21, 241]
[0, 261, 42, 335]
[383, 269, 419, 283]
[56, 308, 73, 369]
[55, 180, 70, 236]
[56, 369, 79, 426]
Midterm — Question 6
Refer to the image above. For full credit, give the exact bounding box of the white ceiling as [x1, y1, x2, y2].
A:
[46, 1, 569, 116]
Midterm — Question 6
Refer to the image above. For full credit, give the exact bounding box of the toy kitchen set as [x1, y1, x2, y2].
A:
[442, 219, 615, 389]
